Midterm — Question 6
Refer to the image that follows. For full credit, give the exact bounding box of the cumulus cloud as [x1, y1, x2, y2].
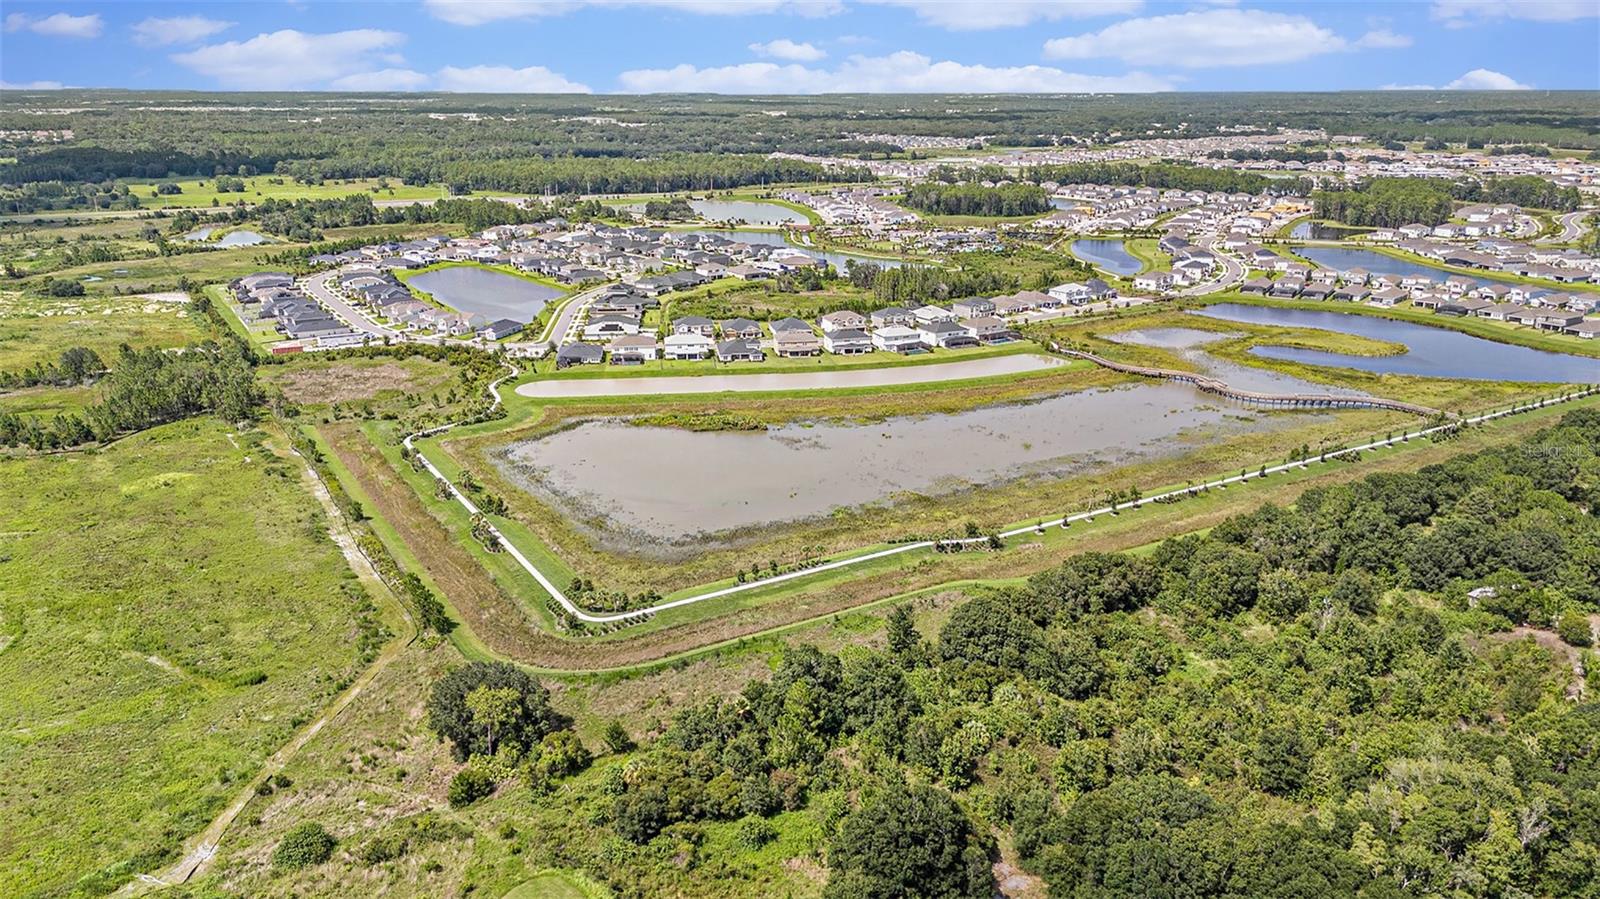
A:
[4, 11, 103, 38]
[749, 38, 826, 61]
[424, 0, 840, 26]
[1044, 9, 1350, 68]
[618, 51, 1172, 93]
[863, 0, 1143, 30]
[1354, 28, 1412, 49]
[329, 68, 433, 91]
[1445, 68, 1532, 89]
[1381, 68, 1533, 90]
[131, 15, 233, 47]
[435, 65, 592, 92]
[1432, 0, 1598, 26]
[172, 29, 408, 89]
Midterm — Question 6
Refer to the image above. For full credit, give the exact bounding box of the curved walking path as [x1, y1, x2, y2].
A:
[1054, 347, 1442, 417]
[514, 353, 1065, 398]
[410, 357, 1598, 627]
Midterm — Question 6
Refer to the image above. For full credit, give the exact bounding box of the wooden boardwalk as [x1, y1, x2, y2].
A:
[1056, 346, 1444, 417]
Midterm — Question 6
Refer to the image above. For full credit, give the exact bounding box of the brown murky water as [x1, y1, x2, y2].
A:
[496, 382, 1318, 553]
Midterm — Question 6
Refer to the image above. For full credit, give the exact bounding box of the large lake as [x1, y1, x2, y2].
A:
[183, 226, 268, 246]
[1195, 303, 1598, 383]
[681, 228, 904, 270]
[496, 383, 1313, 553]
[1108, 327, 1365, 396]
[1296, 246, 1509, 288]
[407, 266, 564, 322]
[1071, 239, 1141, 276]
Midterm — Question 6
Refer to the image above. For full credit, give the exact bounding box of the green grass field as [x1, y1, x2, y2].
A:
[0, 289, 202, 370]
[120, 176, 450, 210]
[0, 419, 392, 897]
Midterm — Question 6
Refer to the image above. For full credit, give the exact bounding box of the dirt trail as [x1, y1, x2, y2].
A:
[118, 427, 416, 895]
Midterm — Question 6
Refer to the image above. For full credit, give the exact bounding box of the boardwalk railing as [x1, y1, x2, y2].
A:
[1053, 345, 1444, 417]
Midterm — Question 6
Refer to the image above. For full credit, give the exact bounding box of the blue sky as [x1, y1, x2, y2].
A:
[2, 1, 1597, 93]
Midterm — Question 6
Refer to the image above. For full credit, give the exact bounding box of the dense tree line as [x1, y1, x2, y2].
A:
[1313, 177, 1457, 227]
[471, 408, 1600, 897]
[0, 340, 260, 449]
[903, 182, 1049, 217]
[0, 146, 277, 185]
[1208, 147, 1335, 163]
[0, 345, 104, 390]
[1459, 175, 1583, 212]
[1025, 161, 1314, 196]
[846, 262, 1019, 306]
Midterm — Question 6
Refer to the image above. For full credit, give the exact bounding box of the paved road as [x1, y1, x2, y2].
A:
[301, 270, 403, 341]
[1180, 238, 1245, 297]
[544, 283, 611, 345]
[1538, 210, 1593, 245]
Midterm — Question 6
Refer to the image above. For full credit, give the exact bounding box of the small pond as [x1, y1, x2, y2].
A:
[1107, 327, 1365, 396]
[407, 266, 564, 323]
[1194, 303, 1598, 383]
[1295, 246, 1509, 288]
[496, 383, 1312, 552]
[182, 226, 268, 246]
[1290, 221, 1374, 240]
[1071, 239, 1141, 277]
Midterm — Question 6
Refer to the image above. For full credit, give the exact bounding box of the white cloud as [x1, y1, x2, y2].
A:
[435, 65, 592, 93]
[1380, 68, 1533, 91]
[1445, 68, 1531, 89]
[4, 11, 103, 38]
[131, 15, 233, 47]
[0, 79, 70, 89]
[749, 38, 826, 61]
[424, 0, 840, 26]
[1354, 28, 1412, 49]
[329, 68, 433, 91]
[1432, 0, 1598, 26]
[618, 51, 1172, 93]
[864, 0, 1142, 30]
[172, 29, 408, 89]
[1044, 9, 1348, 68]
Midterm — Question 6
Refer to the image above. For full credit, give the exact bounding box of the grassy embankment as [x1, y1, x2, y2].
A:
[1191, 292, 1600, 359]
[324, 382, 1598, 674]
[0, 419, 398, 897]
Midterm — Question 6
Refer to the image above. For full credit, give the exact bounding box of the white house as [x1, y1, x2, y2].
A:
[1133, 271, 1175, 292]
[872, 325, 925, 353]
[663, 332, 714, 360]
[912, 304, 958, 324]
[1047, 282, 1090, 305]
[822, 328, 874, 355]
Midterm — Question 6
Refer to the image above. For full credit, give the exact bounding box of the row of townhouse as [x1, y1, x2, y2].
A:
[233, 272, 364, 349]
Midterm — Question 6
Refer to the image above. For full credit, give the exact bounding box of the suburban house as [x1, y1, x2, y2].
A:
[1047, 283, 1090, 305]
[962, 316, 1010, 342]
[773, 329, 822, 357]
[872, 325, 925, 353]
[918, 320, 978, 349]
[952, 297, 996, 318]
[478, 318, 524, 341]
[1133, 271, 1175, 293]
[555, 342, 604, 368]
[819, 310, 866, 332]
[870, 307, 916, 329]
[717, 338, 764, 362]
[822, 328, 873, 355]
[663, 332, 715, 360]
[607, 334, 660, 364]
[769, 317, 814, 335]
[672, 315, 716, 336]
[1083, 278, 1116, 300]
[913, 304, 958, 324]
[582, 314, 640, 341]
[719, 318, 762, 340]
